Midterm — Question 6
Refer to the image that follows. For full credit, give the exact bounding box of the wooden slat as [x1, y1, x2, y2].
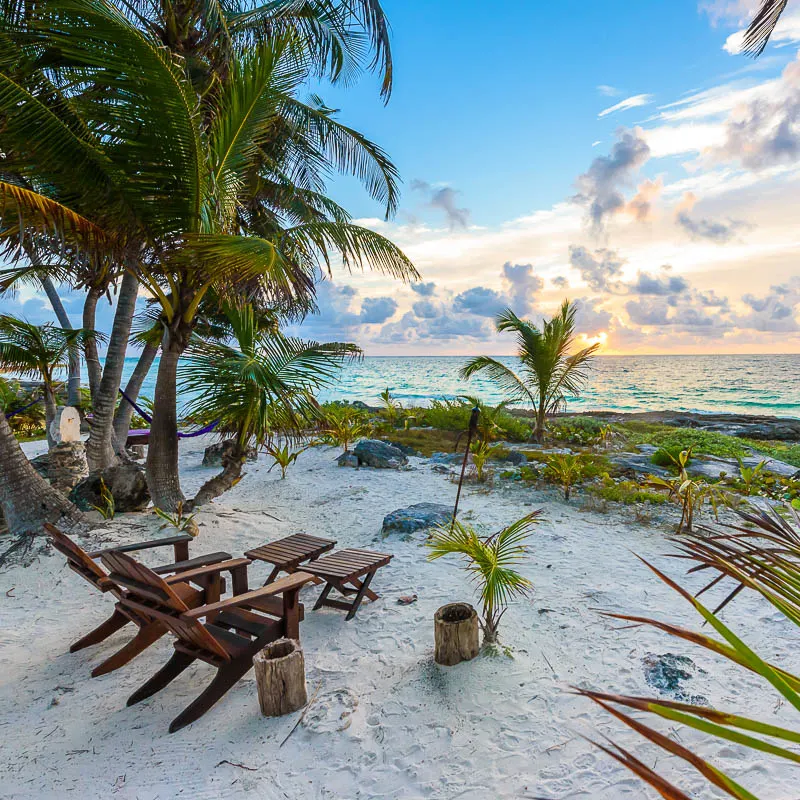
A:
[163, 558, 251, 585]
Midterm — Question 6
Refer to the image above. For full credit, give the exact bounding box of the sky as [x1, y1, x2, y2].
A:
[4, 0, 800, 356]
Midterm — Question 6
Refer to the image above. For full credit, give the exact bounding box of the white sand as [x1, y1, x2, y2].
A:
[2, 437, 799, 799]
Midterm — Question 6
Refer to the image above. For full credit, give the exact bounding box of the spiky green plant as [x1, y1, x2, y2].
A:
[378, 387, 402, 425]
[544, 453, 586, 500]
[319, 405, 370, 452]
[89, 478, 115, 520]
[265, 441, 307, 479]
[460, 301, 599, 443]
[154, 502, 199, 537]
[580, 503, 800, 800]
[427, 512, 541, 644]
[469, 439, 498, 483]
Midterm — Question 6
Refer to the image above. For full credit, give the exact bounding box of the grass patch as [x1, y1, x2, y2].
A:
[740, 439, 800, 468]
[380, 428, 462, 457]
[621, 425, 751, 460]
[588, 481, 668, 506]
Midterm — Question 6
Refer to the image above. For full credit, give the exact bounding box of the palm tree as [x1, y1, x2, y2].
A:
[178, 302, 360, 507]
[742, 0, 788, 56]
[0, 0, 417, 508]
[460, 301, 599, 443]
[0, 316, 97, 447]
[427, 512, 541, 644]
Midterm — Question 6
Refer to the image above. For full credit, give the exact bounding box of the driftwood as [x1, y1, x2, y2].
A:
[253, 638, 307, 717]
[434, 602, 480, 666]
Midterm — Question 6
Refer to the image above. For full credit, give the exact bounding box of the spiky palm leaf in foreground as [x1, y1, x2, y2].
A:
[579, 503, 800, 799]
[179, 303, 360, 506]
[742, 0, 789, 56]
[460, 300, 598, 443]
[427, 512, 541, 644]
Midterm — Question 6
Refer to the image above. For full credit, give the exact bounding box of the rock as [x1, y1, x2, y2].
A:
[503, 450, 527, 466]
[353, 439, 408, 469]
[642, 652, 708, 704]
[609, 453, 671, 479]
[634, 444, 659, 455]
[687, 454, 799, 480]
[48, 441, 89, 494]
[337, 451, 359, 468]
[432, 463, 453, 474]
[429, 451, 463, 465]
[49, 406, 81, 444]
[127, 445, 146, 460]
[382, 502, 452, 535]
[30, 453, 50, 478]
[386, 441, 423, 457]
[202, 439, 258, 468]
[69, 463, 150, 513]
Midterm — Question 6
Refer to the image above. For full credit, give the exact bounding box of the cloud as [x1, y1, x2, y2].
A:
[711, 53, 800, 169]
[410, 281, 436, 296]
[597, 84, 622, 97]
[411, 180, 470, 229]
[573, 297, 612, 334]
[598, 93, 654, 118]
[674, 191, 747, 242]
[453, 286, 508, 317]
[626, 177, 663, 222]
[552, 276, 569, 288]
[501, 262, 543, 315]
[569, 245, 625, 291]
[359, 296, 398, 324]
[573, 127, 651, 231]
[737, 278, 800, 331]
[411, 299, 439, 319]
[630, 270, 690, 296]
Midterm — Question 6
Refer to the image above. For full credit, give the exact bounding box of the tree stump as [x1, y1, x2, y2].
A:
[253, 638, 307, 717]
[48, 441, 89, 495]
[434, 602, 480, 666]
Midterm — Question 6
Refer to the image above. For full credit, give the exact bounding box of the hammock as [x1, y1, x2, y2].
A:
[119, 389, 219, 438]
[4, 396, 41, 419]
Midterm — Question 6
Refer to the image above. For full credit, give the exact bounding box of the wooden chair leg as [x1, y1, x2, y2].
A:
[313, 581, 334, 610]
[347, 576, 379, 603]
[70, 609, 129, 652]
[127, 651, 195, 707]
[283, 589, 301, 640]
[346, 570, 377, 621]
[262, 565, 281, 586]
[169, 657, 252, 733]
[91, 622, 165, 677]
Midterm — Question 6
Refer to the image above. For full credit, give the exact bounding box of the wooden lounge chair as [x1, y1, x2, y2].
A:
[101, 550, 314, 732]
[303, 548, 393, 620]
[45, 523, 232, 676]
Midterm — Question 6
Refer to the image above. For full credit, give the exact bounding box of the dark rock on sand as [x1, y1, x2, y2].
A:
[382, 502, 452, 535]
[353, 439, 408, 469]
[337, 451, 359, 468]
[70, 463, 150, 513]
[642, 652, 708, 705]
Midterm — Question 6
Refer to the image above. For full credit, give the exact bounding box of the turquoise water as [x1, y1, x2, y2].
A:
[120, 354, 800, 418]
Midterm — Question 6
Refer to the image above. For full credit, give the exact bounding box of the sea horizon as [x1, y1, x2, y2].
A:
[115, 352, 800, 420]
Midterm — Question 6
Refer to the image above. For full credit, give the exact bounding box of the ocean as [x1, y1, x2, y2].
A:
[120, 353, 800, 418]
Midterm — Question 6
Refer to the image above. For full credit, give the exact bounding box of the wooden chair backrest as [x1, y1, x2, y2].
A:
[101, 550, 230, 662]
[44, 523, 110, 591]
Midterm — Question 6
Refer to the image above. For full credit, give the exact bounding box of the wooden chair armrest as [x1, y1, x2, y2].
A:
[152, 551, 232, 575]
[164, 557, 251, 585]
[88, 534, 193, 558]
[183, 571, 314, 619]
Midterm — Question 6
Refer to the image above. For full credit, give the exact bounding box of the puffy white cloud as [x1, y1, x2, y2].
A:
[630, 270, 690, 296]
[453, 286, 508, 317]
[598, 94, 653, 118]
[568, 245, 626, 291]
[410, 281, 437, 296]
[411, 180, 470, 229]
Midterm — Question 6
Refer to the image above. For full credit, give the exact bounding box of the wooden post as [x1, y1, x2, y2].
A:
[434, 602, 480, 666]
[253, 638, 307, 716]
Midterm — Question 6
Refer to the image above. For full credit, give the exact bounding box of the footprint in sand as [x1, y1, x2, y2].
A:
[302, 688, 359, 733]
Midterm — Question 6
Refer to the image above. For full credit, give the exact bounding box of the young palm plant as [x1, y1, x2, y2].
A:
[265, 441, 307, 479]
[544, 453, 586, 501]
[319, 405, 370, 452]
[179, 303, 360, 507]
[460, 301, 599, 443]
[579, 503, 800, 799]
[427, 512, 541, 645]
[0, 316, 97, 447]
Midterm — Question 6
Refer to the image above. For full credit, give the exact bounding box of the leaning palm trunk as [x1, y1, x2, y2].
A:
[40, 277, 81, 408]
[189, 440, 247, 509]
[0, 412, 81, 535]
[86, 271, 139, 470]
[146, 336, 186, 510]
[43, 382, 58, 448]
[82, 287, 104, 402]
[113, 341, 158, 447]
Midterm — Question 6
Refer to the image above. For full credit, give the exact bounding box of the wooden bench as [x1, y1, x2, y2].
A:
[303, 548, 393, 620]
[245, 533, 336, 585]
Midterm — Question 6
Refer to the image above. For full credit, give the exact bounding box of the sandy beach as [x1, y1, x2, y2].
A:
[1, 435, 799, 799]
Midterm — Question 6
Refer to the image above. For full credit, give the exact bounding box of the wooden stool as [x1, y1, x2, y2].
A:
[304, 548, 392, 620]
[245, 533, 336, 585]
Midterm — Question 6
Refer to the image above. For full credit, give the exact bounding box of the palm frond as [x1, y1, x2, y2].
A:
[742, 0, 788, 56]
[459, 356, 536, 407]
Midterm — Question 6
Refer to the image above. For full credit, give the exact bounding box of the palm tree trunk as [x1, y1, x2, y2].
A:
[189, 448, 245, 509]
[40, 277, 81, 408]
[83, 287, 104, 402]
[113, 341, 158, 446]
[533, 407, 546, 444]
[146, 337, 185, 510]
[0, 412, 81, 536]
[86, 272, 139, 471]
[43, 383, 57, 449]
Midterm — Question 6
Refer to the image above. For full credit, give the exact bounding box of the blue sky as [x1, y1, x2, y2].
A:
[4, 0, 800, 355]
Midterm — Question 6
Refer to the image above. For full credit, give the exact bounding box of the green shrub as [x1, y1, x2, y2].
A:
[650, 445, 688, 468]
[418, 398, 532, 442]
[550, 416, 607, 445]
[637, 428, 750, 459]
[588, 481, 668, 506]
